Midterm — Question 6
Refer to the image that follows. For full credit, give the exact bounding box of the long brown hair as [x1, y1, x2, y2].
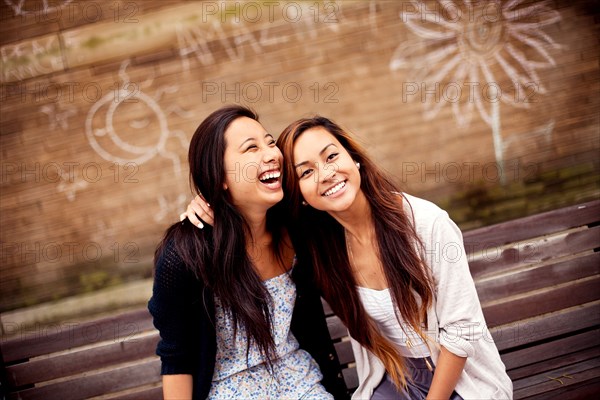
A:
[155, 105, 286, 368]
[278, 116, 434, 388]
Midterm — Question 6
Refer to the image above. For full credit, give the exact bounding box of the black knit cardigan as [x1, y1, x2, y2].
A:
[148, 240, 349, 399]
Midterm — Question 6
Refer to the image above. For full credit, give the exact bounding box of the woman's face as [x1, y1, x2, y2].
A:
[292, 127, 361, 213]
[223, 117, 284, 213]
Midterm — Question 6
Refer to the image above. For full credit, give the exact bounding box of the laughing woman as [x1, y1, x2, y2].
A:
[148, 106, 346, 400]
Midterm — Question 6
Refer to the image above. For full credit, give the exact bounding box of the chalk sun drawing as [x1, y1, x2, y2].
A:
[85, 60, 189, 177]
[390, 0, 561, 177]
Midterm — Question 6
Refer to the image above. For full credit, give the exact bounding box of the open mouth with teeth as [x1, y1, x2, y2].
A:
[322, 180, 346, 196]
[258, 170, 282, 187]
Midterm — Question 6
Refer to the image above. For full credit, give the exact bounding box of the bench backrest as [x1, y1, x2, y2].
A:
[1, 200, 598, 399]
[0, 309, 162, 400]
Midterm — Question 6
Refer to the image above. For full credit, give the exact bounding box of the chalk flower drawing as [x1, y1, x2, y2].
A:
[390, 0, 561, 174]
[85, 60, 189, 177]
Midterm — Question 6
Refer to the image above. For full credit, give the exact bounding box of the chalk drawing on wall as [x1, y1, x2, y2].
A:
[57, 167, 88, 202]
[1, 34, 65, 82]
[85, 60, 189, 178]
[3, 0, 72, 16]
[40, 104, 77, 131]
[390, 0, 561, 180]
[175, 1, 346, 73]
[154, 194, 187, 223]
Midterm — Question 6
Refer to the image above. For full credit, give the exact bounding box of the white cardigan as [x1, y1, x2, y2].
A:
[349, 194, 513, 399]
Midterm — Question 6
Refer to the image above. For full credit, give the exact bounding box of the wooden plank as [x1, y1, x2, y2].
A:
[476, 252, 600, 304]
[513, 362, 600, 398]
[501, 329, 600, 371]
[469, 225, 600, 279]
[508, 346, 600, 381]
[483, 276, 600, 327]
[334, 340, 355, 365]
[321, 298, 333, 316]
[492, 301, 600, 352]
[9, 358, 161, 400]
[1, 309, 153, 363]
[326, 315, 348, 341]
[6, 332, 158, 387]
[520, 377, 600, 400]
[463, 200, 600, 249]
[342, 367, 359, 391]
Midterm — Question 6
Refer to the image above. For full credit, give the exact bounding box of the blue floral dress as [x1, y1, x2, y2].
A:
[208, 271, 333, 399]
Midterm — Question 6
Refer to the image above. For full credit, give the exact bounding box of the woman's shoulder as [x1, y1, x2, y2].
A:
[399, 192, 448, 223]
[154, 220, 207, 279]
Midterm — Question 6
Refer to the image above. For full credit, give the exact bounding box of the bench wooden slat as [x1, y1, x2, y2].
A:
[326, 315, 347, 341]
[334, 340, 354, 365]
[469, 225, 600, 279]
[321, 299, 333, 316]
[513, 360, 600, 398]
[476, 252, 600, 304]
[508, 346, 600, 382]
[1, 309, 153, 363]
[520, 377, 600, 400]
[483, 275, 600, 327]
[8, 358, 160, 400]
[462, 200, 600, 248]
[5, 332, 158, 387]
[492, 300, 600, 352]
[341, 367, 358, 391]
[501, 329, 600, 372]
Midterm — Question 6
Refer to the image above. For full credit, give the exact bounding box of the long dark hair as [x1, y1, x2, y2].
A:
[155, 105, 286, 367]
[278, 117, 434, 389]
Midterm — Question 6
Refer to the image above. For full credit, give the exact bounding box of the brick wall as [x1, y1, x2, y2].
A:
[1, 0, 598, 312]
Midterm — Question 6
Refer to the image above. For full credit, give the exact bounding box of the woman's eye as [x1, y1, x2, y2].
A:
[245, 145, 258, 151]
[326, 153, 339, 161]
[300, 169, 313, 178]
[269, 140, 276, 146]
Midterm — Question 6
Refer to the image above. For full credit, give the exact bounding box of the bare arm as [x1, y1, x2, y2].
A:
[426, 346, 466, 400]
[163, 374, 193, 400]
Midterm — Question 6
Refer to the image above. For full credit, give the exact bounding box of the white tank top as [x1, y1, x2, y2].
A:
[357, 286, 430, 358]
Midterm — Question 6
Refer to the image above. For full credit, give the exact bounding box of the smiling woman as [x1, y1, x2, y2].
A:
[147, 106, 346, 400]
[277, 116, 513, 399]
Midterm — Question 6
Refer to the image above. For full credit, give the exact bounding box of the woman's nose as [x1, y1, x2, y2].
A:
[262, 147, 278, 164]
[319, 162, 337, 183]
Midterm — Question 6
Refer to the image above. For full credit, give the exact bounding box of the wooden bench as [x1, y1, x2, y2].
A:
[1, 200, 598, 399]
